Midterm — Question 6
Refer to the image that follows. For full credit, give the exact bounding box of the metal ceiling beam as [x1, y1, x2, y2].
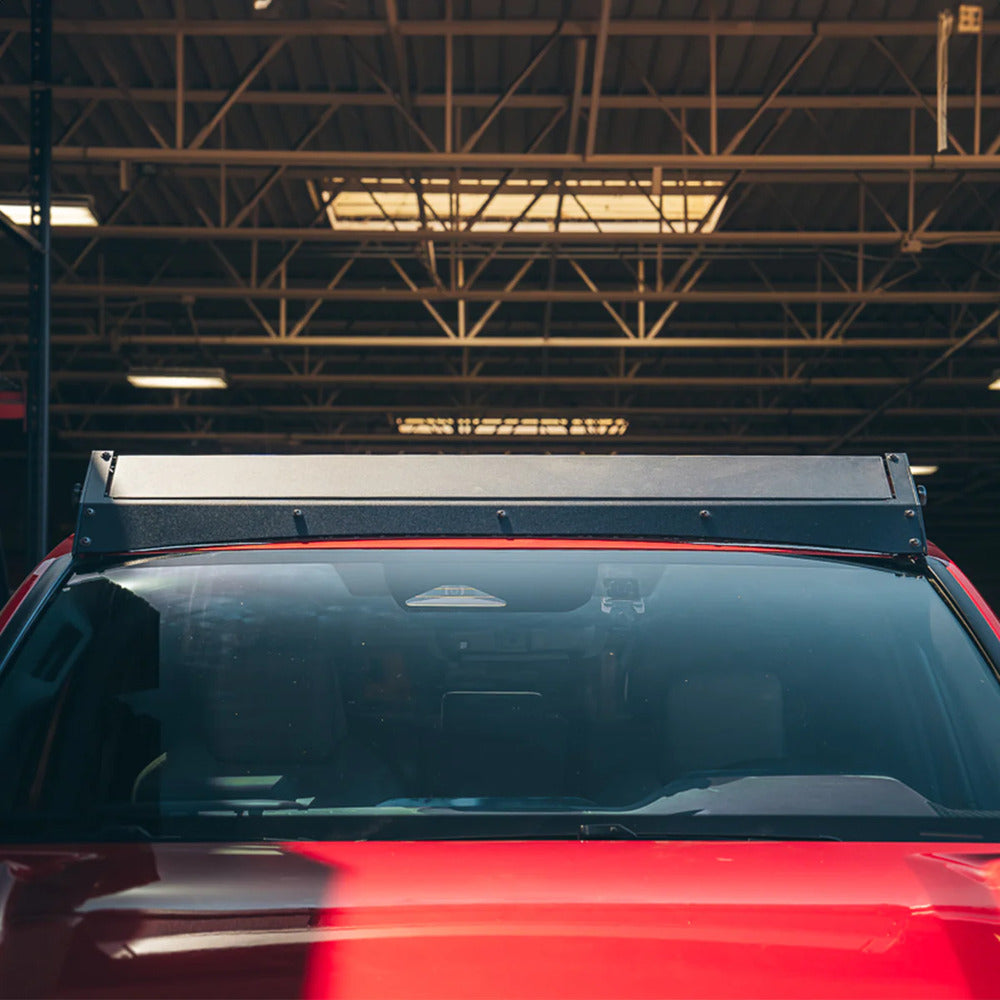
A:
[466, 255, 541, 338]
[722, 35, 821, 155]
[825, 307, 1000, 452]
[0, 209, 43, 253]
[443, 0, 453, 152]
[584, 0, 611, 159]
[187, 35, 290, 150]
[228, 105, 338, 228]
[640, 95, 795, 339]
[3, 18, 999, 38]
[67, 184, 145, 276]
[47, 429, 1000, 446]
[12, 283, 999, 305]
[51, 226, 990, 246]
[870, 37, 967, 156]
[0, 334, 992, 351]
[41, 403, 1000, 419]
[197, 234, 278, 339]
[645, 259, 711, 338]
[566, 259, 635, 339]
[286, 256, 356, 339]
[7, 86, 1000, 112]
[55, 97, 98, 146]
[18, 317, 959, 333]
[342, 38, 438, 152]
[8, 146, 1000, 170]
[0, 369, 991, 389]
[387, 258, 457, 338]
[747, 260, 813, 339]
[383, 0, 412, 114]
[6, 164, 990, 186]
[88, 47, 171, 150]
[565, 37, 587, 155]
[174, 15, 184, 147]
[459, 28, 561, 153]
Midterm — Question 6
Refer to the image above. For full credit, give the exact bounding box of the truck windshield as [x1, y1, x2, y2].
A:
[1, 546, 999, 842]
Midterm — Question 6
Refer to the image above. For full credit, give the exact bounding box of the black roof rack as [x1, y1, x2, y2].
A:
[74, 452, 926, 558]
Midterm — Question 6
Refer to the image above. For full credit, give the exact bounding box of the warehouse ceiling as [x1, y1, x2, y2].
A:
[0, 1, 999, 535]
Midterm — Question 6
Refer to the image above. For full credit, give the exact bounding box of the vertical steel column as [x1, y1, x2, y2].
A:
[973, 26, 983, 154]
[444, 0, 453, 154]
[26, 0, 51, 566]
[708, 18, 718, 155]
[175, 2, 184, 149]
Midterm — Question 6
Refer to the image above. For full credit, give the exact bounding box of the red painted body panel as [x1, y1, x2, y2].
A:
[0, 390, 26, 423]
[0, 536, 72, 635]
[3, 537, 999, 996]
[2, 841, 1000, 999]
[0, 534, 885, 640]
[114, 536, 889, 558]
[938, 560, 1000, 643]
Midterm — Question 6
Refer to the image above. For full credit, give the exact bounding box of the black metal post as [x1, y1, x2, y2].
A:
[27, 0, 52, 566]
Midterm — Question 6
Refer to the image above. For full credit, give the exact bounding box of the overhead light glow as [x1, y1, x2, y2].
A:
[0, 196, 98, 227]
[989, 374, 1000, 390]
[127, 367, 228, 390]
[909, 465, 939, 476]
[396, 416, 628, 437]
[323, 177, 726, 234]
[253, 0, 272, 9]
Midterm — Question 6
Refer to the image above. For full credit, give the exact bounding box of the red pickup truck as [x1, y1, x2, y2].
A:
[0, 452, 998, 999]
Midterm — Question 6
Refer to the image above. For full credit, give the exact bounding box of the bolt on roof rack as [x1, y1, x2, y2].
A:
[74, 451, 926, 558]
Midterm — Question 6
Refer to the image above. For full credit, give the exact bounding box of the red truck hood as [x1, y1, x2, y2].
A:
[2, 840, 1000, 999]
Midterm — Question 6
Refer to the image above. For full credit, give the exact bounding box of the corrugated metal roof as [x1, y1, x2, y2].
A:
[0, 0, 997, 531]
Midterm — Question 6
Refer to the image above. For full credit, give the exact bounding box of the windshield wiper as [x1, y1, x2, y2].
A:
[579, 822, 639, 839]
[97, 797, 317, 819]
[186, 798, 316, 816]
[577, 820, 842, 841]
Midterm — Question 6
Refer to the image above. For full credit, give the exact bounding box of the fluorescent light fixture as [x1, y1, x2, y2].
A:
[909, 465, 939, 476]
[0, 195, 98, 227]
[127, 367, 228, 390]
[253, 0, 272, 8]
[989, 372, 1000, 390]
[323, 176, 726, 234]
[396, 416, 628, 437]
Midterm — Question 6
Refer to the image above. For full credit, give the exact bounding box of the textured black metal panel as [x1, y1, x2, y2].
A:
[103, 453, 892, 501]
[74, 451, 926, 557]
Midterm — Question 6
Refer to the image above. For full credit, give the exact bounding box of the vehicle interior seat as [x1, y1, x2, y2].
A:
[143, 594, 401, 807]
[661, 668, 785, 782]
[434, 690, 570, 798]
